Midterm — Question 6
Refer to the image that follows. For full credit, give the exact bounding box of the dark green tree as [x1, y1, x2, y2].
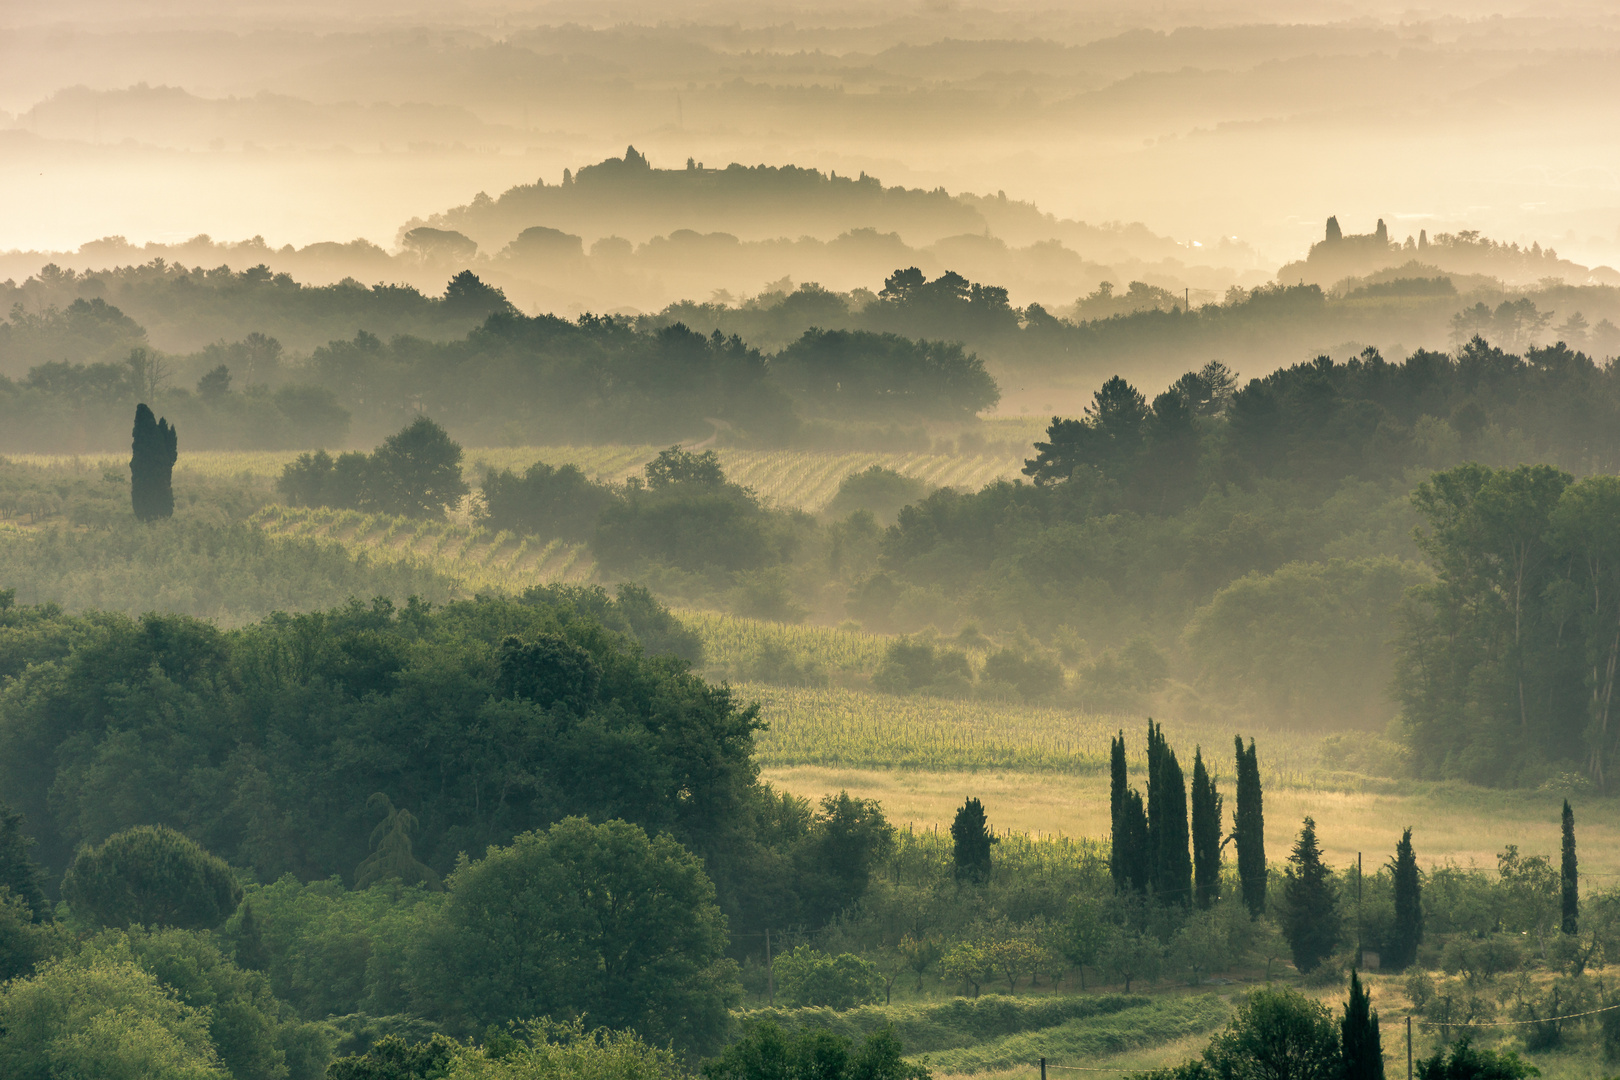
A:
[1110, 730, 1129, 891]
[61, 825, 242, 930]
[0, 803, 49, 922]
[414, 816, 736, 1054]
[1389, 828, 1422, 969]
[1120, 788, 1151, 894]
[354, 794, 441, 891]
[1561, 800, 1578, 935]
[1191, 748, 1223, 910]
[1203, 987, 1342, 1080]
[366, 415, 469, 518]
[129, 402, 177, 521]
[230, 900, 269, 972]
[1282, 817, 1341, 974]
[950, 797, 996, 883]
[1147, 722, 1192, 904]
[1234, 736, 1267, 917]
[1342, 970, 1384, 1080]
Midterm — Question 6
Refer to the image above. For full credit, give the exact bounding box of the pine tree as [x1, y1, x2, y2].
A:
[1283, 816, 1341, 974]
[1110, 731, 1128, 892]
[1562, 800, 1578, 935]
[1342, 969, 1385, 1080]
[1234, 736, 1267, 917]
[1158, 744, 1193, 905]
[0, 802, 49, 921]
[951, 797, 997, 883]
[130, 403, 178, 521]
[1389, 827, 1422, 969]
[1192, 747, 1223, 909]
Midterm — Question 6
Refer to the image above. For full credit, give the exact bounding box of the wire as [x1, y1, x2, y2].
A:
[1415, 1000, 1620, 1027]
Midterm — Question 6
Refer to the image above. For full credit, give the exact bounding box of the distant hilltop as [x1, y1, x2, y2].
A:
[397, 146, 1203, 268]
[1279, 215, 1619, 290]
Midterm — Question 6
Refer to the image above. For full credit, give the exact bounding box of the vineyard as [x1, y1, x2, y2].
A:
[249, 504, 595, 594]
[738, 681, 1329, 785]
[8, 443, 1026, 514]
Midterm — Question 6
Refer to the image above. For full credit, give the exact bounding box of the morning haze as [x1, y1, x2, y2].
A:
[1, 2, 1619, 1079]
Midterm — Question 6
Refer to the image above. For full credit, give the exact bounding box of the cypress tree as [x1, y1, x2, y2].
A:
[1192, 747, 1223, 909]
[1110, 731, 1128, 892]
[1562, 799, 1578, 935]
[232, 901, 269, 971]
[951, 797, 996, 883]
[1146, 721, 1166, 891]
[1282, 816, 1341, 974]
[0, 802, 49, 922]
[1158, 745, 1193, 904]
[1389, 828, 1422, 969]
[130, 403, 178, 521]
[1120, 787, 1150, 894]
[1234, 736, 1267, 917]
[1342, 969, 1385, 1080]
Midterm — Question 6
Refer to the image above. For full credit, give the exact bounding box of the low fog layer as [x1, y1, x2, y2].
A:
[2, 0, 1619, 277]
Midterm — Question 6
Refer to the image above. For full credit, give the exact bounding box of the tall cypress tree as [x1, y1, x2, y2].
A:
[130, 403, 178, 521]
[1341, 969, 1385, 1080]
[1192, 747, 1223, 909]
[1234, 736, 1267, 917]
[1283, 816, 1341, 974]
[1120, 788, 1150, 894]
[951, 797, 996, 883]
[1110, 731, 1128, 892]
[1388, 827, 1422, 969]
[1158, 746, 1193, 904]
[1146, 720, 1166, 892]
[1562, 800, 1578, 935]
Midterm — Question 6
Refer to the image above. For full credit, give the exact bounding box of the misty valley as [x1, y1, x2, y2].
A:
[4, 4, 1620, 1080]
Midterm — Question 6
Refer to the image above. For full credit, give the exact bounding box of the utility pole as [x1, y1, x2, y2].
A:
[1406, 1016, 1413, 1080]
[765, 928, 774, 1006]
[1041, 1058, 1047, 1080]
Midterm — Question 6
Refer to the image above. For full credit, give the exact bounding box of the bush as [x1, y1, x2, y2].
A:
[703, 1020, 930, 1080]
[980, 648, 1063, 701]
[825, 467, 928, 524]
[774, 947, 884, 1010]
[276, 416, 468, 518]
[481, 461, 621, 541]
[62, 825, 242, 931]
[873, 638, 971, 697]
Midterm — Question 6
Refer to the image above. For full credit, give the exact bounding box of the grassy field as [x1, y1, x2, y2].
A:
[8, 443, 1025, 514]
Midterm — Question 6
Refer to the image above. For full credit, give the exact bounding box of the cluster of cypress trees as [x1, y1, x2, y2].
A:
[1109, 722, 1247, 908]
[130, 402, 177, 521]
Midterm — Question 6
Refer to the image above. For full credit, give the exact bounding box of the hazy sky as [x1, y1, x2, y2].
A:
[3, 0, 1619, 271]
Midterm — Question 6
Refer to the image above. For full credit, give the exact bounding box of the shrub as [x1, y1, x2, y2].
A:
[774, 947, 884, 1010]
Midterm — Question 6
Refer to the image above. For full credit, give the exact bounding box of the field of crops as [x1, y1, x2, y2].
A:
[250, 504, 594, 593]
[8, 443, 1025, 514]
[737, 681, 1327, 785]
